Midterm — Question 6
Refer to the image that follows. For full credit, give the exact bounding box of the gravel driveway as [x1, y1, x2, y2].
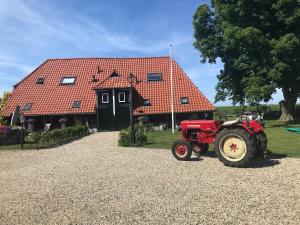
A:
[0, 132, 299, 225]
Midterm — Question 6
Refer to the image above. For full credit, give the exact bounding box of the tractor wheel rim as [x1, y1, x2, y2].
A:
[219, 134, 247, 162]
[175, 144, 188, 157]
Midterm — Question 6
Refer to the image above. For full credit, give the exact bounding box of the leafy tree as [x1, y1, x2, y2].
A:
[0, 91, 11, 118]
[193, 0, 300, 121]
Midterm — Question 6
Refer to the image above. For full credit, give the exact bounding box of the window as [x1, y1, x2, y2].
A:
[72, 101, 81, 108]
[23, 103, 32, 111]
[180, 97, 189, 104]
[147, 73, 162, 81]
[36, 77, 44, 84]
[143, 99, 150, 106]
[118, 92, 125, 103]
[60, 77, 76, 85]
[102, 93, 109, 103]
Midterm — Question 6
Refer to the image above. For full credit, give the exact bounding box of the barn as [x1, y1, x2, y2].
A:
[2, 57, 215, 130]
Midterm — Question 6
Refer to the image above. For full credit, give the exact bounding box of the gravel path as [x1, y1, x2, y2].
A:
[0, 132, 299, 225]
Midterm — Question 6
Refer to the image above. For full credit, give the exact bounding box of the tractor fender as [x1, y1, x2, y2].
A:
[216, 124, 254, 135]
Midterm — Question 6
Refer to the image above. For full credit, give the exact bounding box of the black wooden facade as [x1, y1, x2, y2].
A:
[96, 88, 131, 130]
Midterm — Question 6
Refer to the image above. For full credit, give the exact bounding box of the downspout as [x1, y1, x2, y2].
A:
[112, 89, 116, 116]
[96, 91, 100, 131]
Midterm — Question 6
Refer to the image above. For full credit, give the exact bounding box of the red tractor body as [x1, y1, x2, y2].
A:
[172, 117, 267, 167]
[180, 120, 221, 144]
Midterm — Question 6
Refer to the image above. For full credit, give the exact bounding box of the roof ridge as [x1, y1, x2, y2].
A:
[47, 56, 170, 61]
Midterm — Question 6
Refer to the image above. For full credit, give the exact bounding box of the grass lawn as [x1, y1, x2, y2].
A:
[145, 120, 300, 157]
[0, 143, 39, 150]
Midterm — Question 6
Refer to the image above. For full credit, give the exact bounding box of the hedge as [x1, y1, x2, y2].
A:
[30, 125, 88, 148]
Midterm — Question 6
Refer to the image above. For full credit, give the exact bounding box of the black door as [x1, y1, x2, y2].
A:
[97, 89, 130, 130]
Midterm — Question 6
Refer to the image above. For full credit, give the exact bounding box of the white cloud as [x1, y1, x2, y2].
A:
[0, 0, 190, 55]
[0, 57, 34, 72]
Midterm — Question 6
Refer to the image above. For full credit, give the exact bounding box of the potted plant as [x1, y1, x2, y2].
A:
[59, 118, 68, 129]
[27, 118, 36, 133]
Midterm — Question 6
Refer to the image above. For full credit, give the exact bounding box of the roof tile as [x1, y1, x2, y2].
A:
[3, 57, 215, 116]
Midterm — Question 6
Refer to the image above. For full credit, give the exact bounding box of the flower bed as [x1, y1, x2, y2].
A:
[0, 126, 21, 145]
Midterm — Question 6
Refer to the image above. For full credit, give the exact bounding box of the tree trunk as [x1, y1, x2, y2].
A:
[278, 87, 298, 122]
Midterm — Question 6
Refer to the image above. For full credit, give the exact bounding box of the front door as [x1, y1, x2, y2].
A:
[97, 89, 130, 130]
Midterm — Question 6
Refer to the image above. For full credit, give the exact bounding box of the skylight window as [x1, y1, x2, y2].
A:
[143, 99, 151, 106]
[61, 77, 76, 85]
[23, 103, 32, 111]
[180, 97, 189, 104]
[36, 77, 44, 84]
[147, 73, 162, 81]
[72, 101, 81, 108]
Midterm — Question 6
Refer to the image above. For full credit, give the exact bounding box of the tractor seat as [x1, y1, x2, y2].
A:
[222, 118, 240, 126]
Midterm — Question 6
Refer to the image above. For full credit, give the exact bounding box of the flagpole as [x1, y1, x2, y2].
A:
[170, 44, 175, 134]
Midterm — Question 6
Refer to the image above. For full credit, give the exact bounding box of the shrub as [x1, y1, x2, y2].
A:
[31, 125, 88, 147]
[118, 124, 147, 147]
[118, 129, 130, 147]
[0, 116, 7, 125]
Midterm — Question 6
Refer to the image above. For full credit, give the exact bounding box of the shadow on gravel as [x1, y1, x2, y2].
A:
[202, 151, 217, 158]
[199, 151, 284, 168]
[189, 157, 203, 161]
[248, 158, 281, 168]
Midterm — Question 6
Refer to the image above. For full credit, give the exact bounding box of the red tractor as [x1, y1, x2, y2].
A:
[171, 116, 267, 167]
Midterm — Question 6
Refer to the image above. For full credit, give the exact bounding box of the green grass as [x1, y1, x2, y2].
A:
[144, 120, 300, 157]
[0, 143, 39, 150]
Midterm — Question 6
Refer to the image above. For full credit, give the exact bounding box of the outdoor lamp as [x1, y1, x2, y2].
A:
[19, 115, 25, 149]
[20, 115, 25, 124]
[127, 73, 136, 145]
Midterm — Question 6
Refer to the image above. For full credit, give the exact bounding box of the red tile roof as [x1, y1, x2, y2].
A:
[94, 76, 131, 89]
[2, 57, 215, 116]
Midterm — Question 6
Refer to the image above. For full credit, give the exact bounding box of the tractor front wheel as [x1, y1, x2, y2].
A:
[214, 128, 256, 167]
[172, 140, 192, 161]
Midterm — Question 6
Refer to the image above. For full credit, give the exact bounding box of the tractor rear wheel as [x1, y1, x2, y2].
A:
[192, 143, 209, 155]
[172, 140, 192, 161]
[256, 132, 268, 158]
[214, 128, 256, 167]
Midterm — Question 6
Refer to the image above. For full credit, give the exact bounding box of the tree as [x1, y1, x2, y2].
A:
[193, 0, 300, 121]
[0, 91, 10, 124]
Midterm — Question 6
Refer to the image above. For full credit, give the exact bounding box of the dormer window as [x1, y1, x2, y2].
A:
[147, 73, 162, 81]
[110, 70, 119, 77]
[72, 101, 81, 108]
[61, 77, 76, 85]
[23, 103, 32, 111]
[36, 77, 44, 84]
[180, 97, 189, 104]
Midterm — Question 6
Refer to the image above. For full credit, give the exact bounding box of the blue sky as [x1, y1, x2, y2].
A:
[0, 0, 284, 105]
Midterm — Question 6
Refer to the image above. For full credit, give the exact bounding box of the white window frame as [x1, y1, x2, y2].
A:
[61, 77, 76, 85]
[118, 92, 126, 103]
[102, 93, 109, 103]
[180, 97, 189, 104]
